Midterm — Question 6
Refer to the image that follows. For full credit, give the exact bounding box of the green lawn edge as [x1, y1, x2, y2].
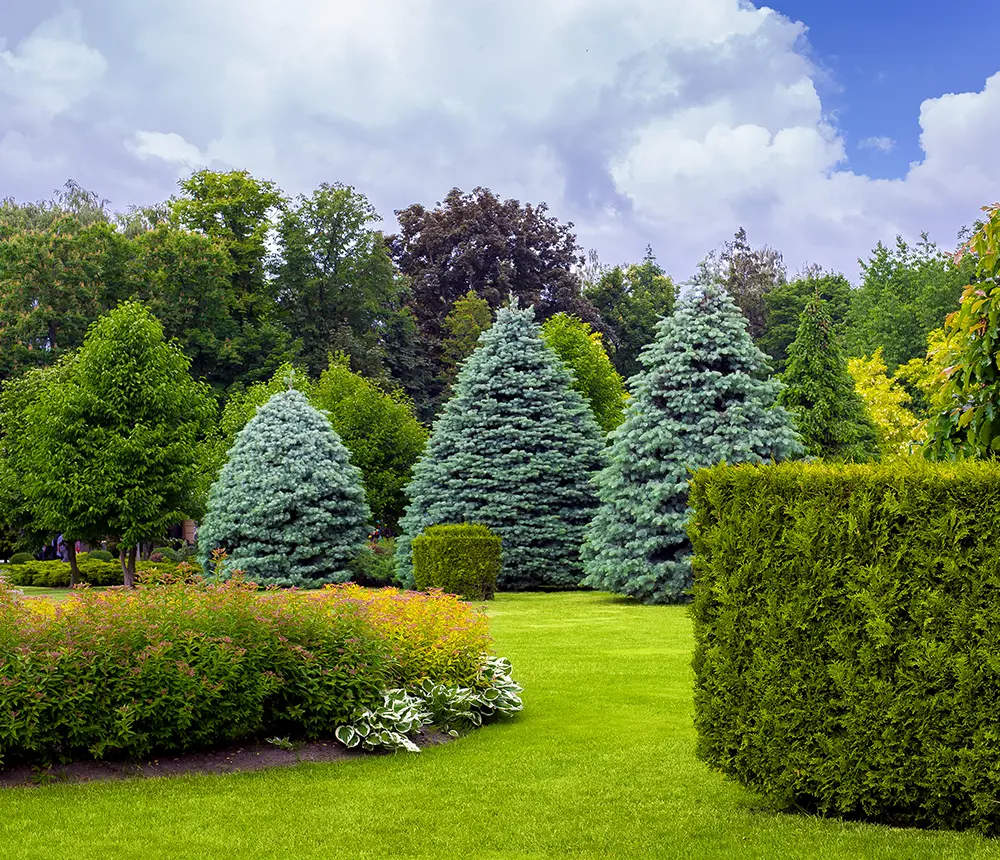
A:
[0, 592, 994, 859]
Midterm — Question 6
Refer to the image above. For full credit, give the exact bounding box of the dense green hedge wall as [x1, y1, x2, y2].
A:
[689, 460, 1000, 835]
[412, 524, 500, 601]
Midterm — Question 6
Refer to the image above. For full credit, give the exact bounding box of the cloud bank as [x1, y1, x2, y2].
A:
[0, 1, 998, 281]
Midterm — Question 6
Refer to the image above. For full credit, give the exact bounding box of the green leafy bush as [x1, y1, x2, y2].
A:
[412, 524, 500, 601]
[81, 550, 114, 562]
[348, 538, 398, 587]
[689, 459, 1000, 835]
[316, 584, 493, 687]
[7, 552, 33, 566]
[2, 558, 200, 588]
[0, 579, 388, 766]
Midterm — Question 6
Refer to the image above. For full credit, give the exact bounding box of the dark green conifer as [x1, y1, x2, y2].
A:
[779, 296, 879, 461]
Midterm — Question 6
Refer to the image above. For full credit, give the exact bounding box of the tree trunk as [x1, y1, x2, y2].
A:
[121, 545, 137, 588]
[67, 540, 79, 587]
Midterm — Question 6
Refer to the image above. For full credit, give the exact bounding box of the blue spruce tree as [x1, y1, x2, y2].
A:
[198, 389, 369, 586]
[397, 303, 604, 590]
[582, 285, 801, 604]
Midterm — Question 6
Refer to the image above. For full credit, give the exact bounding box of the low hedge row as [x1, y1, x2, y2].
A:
[689, 460, 1000, 836]
[1, 557, 200, 588]
[0, 580, 495, 767]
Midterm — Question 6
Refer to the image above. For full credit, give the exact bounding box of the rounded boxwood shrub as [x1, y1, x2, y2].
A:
[80, 550, 114, 562]
[7, 552, 34, 566]
[198, 389, 370, 587]
[412, 524, 501, 601]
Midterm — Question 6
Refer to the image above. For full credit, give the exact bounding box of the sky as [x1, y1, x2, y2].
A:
[1, 1, 999, 283]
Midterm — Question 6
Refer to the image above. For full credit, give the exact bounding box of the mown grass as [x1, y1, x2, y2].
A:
[0, 591, 995, 859]
[9, 585, 104, 600]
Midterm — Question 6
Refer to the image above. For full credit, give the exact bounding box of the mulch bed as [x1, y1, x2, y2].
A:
[0, 729, 453, 787]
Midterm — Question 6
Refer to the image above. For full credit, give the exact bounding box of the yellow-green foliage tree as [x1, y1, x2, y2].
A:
[541, 312, 627, 432]
[846, 349, 923, 457]
[440, 290, 493, 383]
[925, 204, 1000, 459]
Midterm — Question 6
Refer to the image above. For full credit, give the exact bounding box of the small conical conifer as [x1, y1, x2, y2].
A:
[779, 296, 879, 461]
[198, 389, 369, 586]
[582, 285, 802, 604]
[397, 302, 604, 590]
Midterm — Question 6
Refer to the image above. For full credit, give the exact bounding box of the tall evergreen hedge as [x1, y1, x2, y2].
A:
[689, 460, 1000, 836]
[198, 389, 369, 587]
[396, 303, 604, 590]
[581, 285, 801, 604]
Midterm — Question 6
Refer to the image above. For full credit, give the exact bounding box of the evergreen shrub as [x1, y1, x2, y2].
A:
[412, 524, 501, 601]
[82, 550, 114, 562]
[7, 552, 33, 566]
[348, 538, 399, 587]
[689, 459, 1000, 835]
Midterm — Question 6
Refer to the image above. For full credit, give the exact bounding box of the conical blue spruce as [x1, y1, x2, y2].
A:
[198, 389, 370, 586]
[397, 302, 604, 590]
[582, 285, 802, 604]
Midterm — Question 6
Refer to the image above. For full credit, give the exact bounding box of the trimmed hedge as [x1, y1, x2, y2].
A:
[7, 553, 34, 566]
[2, 559, 201, 588]
[689, 460, 1000, 835]
[412, 524, 500, 601]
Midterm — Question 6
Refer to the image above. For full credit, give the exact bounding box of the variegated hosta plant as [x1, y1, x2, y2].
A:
[335, 657, 524, 752]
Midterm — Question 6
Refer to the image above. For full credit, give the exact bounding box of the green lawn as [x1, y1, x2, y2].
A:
[11, 586, 107, 600]
[0, 592, 995, 859]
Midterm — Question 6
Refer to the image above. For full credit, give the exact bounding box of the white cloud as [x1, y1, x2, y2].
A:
[0, 10, 106, 121]
[859, 136, 895, 152]
[127, 131, 208, 172]
[1, 2, 998, 284]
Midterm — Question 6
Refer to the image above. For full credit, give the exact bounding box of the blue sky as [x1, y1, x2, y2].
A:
[1, 1, 998, 282]
[768, 1, 1000, 181]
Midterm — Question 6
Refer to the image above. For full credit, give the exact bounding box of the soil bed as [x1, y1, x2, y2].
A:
[0, 729, 452, 787]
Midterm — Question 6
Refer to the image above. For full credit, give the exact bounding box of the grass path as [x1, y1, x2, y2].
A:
[0, 592, 996, 859]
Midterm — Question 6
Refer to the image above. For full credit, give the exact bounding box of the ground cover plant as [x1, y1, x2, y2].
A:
[689, 460, 1000, 836]
[0, 592, 994, 860]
